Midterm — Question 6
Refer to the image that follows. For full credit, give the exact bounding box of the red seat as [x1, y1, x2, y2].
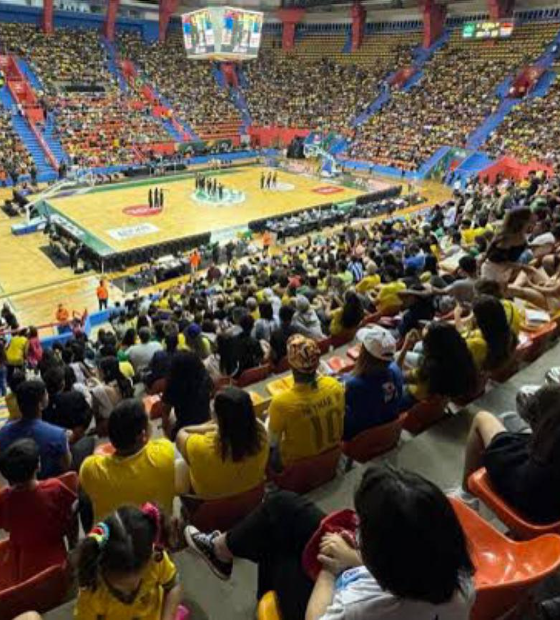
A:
[489, 355, 520, 383]
[346, 344, 361, 361]
[402, 396, 449, 435]
[341, 415, 404, 463]
[234, 364, 271, 388]
[326, 356, 355, 374]
[0, 541, 70, 619]
[270, 446, 341, 494]
[258, 498, 560, 620]
[147, 377, 167, 395]
[450, 497, 560, 620]
[468, 468, 560, 540]
[182, 483, 265, 532]
[518, 322, 556, 363]
[452, 375, 487, 407]
[317, 337, 332, 355]
[273, 356, 290, 374]
[330, 332, 356, 349]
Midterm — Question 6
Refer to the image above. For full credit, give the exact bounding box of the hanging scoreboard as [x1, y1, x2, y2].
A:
[182, 7, 263, 60]
[462, 20, 515, 39]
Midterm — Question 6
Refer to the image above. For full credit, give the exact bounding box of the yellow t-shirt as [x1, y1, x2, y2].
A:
[461, 227, 487, 246]
[80, 439, 176, 521]
[376, 281, 406, 314]
[502, 299, 523, 336]
[355, 274, 381, 294]
[119, 361, 135, 381]
[465, 330, 488, 371]
[185, 428, 269, 498]
[407, 368, 430, 401]
[6, 336, 27, 366]
[269, 377, 345, 465]
[74, 551, 177, 620]
[329, 308, 357, 339]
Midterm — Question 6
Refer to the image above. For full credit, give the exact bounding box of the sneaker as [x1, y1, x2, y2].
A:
[184, 526, 233, 580]
[447, 486, 480, 512]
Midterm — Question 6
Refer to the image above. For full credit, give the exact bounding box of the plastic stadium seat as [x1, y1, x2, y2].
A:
[342, 415, 405, 463]
[182, 483, 265, 532]
[257, 591, 282, 620]
[147, 377, 167, 395]
[451, 375, 487, 407]
[468, 468, 560, 540]
[517, 322, 556, 363]
[326, 356, 355, 374]
[0, 541, 70, 619]
[317, 337, 332, 355]
[402, 396, 449, 435]
[450, 497, 560, 620]
[273, 356, 290, 374]
[330, 332, 356, 349]
[270, 446, 341, 494]
[94, 442, 116, 457]
[234, 364, 271, 388]
[346, 344, 361, 361]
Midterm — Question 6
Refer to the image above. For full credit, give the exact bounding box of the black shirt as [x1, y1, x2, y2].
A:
[43, 391, 92, 433]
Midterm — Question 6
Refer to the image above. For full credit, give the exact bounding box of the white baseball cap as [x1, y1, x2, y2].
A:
[529, 232, 555, 247]
[357, 325, 396, 361]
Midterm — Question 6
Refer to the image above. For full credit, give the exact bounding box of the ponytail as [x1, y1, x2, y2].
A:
[75, 505, 162, 591]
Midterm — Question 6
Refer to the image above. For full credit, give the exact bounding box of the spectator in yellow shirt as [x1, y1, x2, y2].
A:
[268, 335, 344, 468]
[74, 504, 182, 620]
[355, 262, 381, 294]
[79, 399, 179, 526]
[176, 386, 269, 499]
[375, 268, 406, 315]
[6, 328, 28, 381]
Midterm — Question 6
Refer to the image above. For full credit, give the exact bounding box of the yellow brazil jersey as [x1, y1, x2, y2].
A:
[185, 428, 269, 499]
[376, 281, 406, 314]
[464, 329, 488, 371]
[79, 439, 176, 521]
[74, 551, 177, 620]
[355, 274, 381, 294]
[268, 377, 345, 465]
[502, 299, 523, 336]
[6, 335, 27, 366]
[119, 361, 135, 381]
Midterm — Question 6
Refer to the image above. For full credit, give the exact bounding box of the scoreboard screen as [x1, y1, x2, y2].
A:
[462, 20, 515, 39]
[182, 7, 263, 60]
[182, 9, 215, 56]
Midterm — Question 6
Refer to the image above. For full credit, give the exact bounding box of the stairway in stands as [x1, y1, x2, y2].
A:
[103, 38, 128, 93]
[0, 85, 56, 180]
[13, 59, 69, 164]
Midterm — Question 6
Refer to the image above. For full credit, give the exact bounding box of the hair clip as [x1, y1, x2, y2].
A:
[88, 522, 110, 549]
[142, 502, 162, 546]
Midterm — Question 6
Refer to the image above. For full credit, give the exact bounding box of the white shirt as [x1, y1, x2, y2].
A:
[320, 567, 474, 620]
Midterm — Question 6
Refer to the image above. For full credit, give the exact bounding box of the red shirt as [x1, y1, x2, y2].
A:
[0, 478, 76, 581]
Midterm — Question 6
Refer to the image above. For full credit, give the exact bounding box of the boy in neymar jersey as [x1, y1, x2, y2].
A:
[268, 335, 344, 467]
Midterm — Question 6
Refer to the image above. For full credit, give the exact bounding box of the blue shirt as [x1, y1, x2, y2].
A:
[0, 418, 69, 480]
[342, 363, 403, 441]
[404, 253, 426, 273]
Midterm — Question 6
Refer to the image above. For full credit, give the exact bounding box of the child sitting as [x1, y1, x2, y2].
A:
[0, 439, 77, 581]
[75, 504, 185, 620]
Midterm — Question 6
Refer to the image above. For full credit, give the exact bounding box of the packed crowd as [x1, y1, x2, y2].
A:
[0, 110, 34, 183]
[117, 31, 242, 136]
[349, 27, 552, 170]
[485, 70, 560, 167]
[2, 167, 560, 618]
[0, 24, 172, 167]
[242, 37, 415, 131]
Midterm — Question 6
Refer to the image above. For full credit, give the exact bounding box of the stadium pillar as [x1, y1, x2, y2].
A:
[277, 9, 305, 51]
[42, 0, 54, 34]
[422, 0, 446, 49]
[103, 0, 120, 42]
[488, 0, 514, 20]
[351, 1, 366, 52]
[159, 0, 180, 43]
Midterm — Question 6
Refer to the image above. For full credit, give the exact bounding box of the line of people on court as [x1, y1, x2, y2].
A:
[148, 188, 165, 210]
[260, 171, 278, 190]
[195, 173, 225, 201]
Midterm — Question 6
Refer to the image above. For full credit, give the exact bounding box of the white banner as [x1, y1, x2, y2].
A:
[107, 223, 159, 241]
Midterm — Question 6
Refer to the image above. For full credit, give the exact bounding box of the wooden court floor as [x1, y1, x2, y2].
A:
[0, 172, 451, 328]
[47, 167, 368, 254]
